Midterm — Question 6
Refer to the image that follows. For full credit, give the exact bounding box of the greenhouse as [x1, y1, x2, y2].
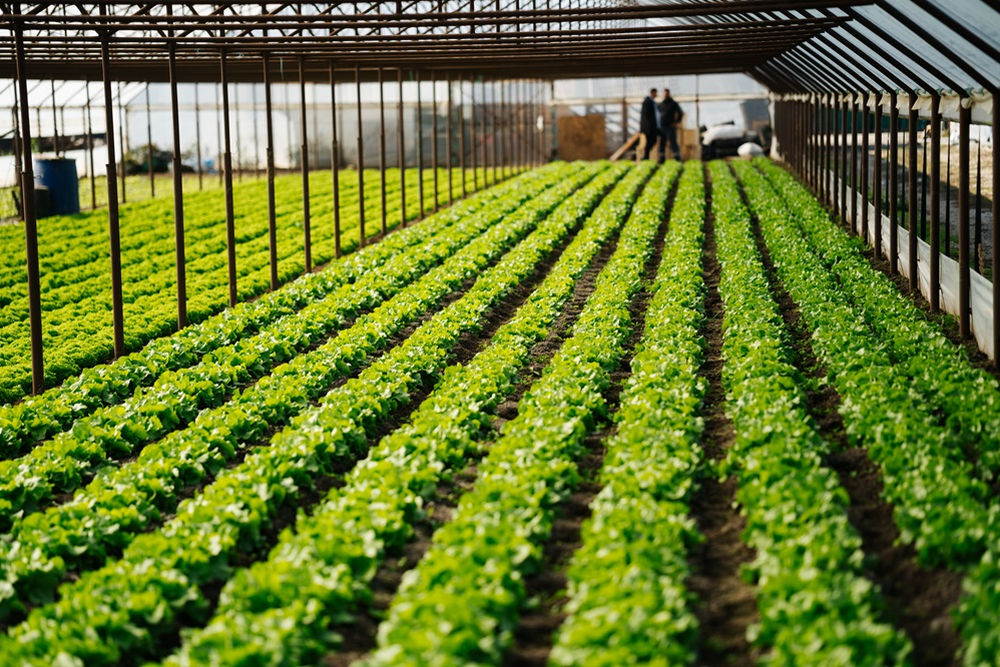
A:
[0, 1, 998, 664]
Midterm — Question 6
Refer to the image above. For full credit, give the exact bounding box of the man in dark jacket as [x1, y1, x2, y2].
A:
[657, 88, 683, 162]
[639, 88, 659, 160]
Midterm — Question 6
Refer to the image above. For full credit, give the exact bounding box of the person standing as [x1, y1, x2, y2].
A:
[639, 88, 660, 160]
[657, 88, 684, 162]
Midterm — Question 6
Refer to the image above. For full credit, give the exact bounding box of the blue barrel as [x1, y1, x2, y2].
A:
[34, 158, 80, 216]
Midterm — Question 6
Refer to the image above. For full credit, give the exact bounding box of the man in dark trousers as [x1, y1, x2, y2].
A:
[657, 88, 683, 162]
[639, 88, 659, 160]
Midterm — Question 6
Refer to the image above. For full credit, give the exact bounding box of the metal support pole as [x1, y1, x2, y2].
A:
[101, 38, 126, 357]
[50, 78, 59, 156]
[145, 84, 154, 199]
[480, 79, 488, 185]
[263, 54, 279, 290]
[840, 95, 848, 227]
[447, 73, 454, 203]
[234, 83, 242, 182]
[993, 100, 999, 366]
[490, 80, 498, 185]
[220, 50, 237, 307]
[874, 95, 883, 258]
[86, 83, 96, 210]
[889, 92, 899, 274]
[470, 75, 477, 191]
[460, 77, 467, 197]
[168, 43, 187, 330]
[416, 69, 425, 215]
[216, 83, 223, 187]
[930, 95, 941, 312]
[378, 66, 387, 234]
[861, 93, 870, 242]
[117, 82, 126, 204]
[254, 83, 262, 181]
[330, 61, 341, 257]
[432, 71, 439, 212]
[299, 56, 312, 272]
[907, 96, 919, 291]
[356, 63, 366, 247]
[13, 14, 45, 394]
[850, 94, 858, 234]
[959, 102, 971, 339]
[194, 82, 203, 190]
[397, 68, 406, 228]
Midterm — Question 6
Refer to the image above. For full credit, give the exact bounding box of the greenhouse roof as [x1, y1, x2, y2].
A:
[0, 1, 996, 96]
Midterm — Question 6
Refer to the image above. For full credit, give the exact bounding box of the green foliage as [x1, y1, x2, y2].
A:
[365, 162, 676, 666]
[0, 161, 622, 665]
[550, 161, 705, 667]
[714, 161, 910, 664]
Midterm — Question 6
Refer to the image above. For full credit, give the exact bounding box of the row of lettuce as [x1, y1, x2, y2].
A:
[0, 167, 501, 404]
[0, 162, 628, 664]
[166, 160, 666, 666]
[0, 164, 593, 626]
[742, 159, 1000, 664]
[0, 168, 526, 460]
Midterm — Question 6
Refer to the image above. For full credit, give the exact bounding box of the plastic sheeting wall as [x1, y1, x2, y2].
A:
[826, 170, 995, 361]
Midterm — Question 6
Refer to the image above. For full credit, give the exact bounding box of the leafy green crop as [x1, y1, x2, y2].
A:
[0, 167, 500, 404]
[550, 161, 705, 667]
[364, 162, 676, 667]
[0, 162, 624, 666]
[0, 164, 580, 624]
[162, 162, 664, 667]
[713, 161, 910, 664]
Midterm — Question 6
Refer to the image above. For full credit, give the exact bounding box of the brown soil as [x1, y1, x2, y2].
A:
[324, 185, 618, 666]
[686, 167, 760, 667]
[742, 167, 964, 666]
[503, 170, 679, 666]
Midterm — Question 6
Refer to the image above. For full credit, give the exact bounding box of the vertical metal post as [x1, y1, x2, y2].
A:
[330, 61, 341, 257]
[263, 54, 279, 290]
[930, 95, 941, 312]
[397, 68, 406, 227]
[874, 95, 883, 257]
[490, 80, 498, 184]
[460, 76, 467, 197]
[254, 83, 262, 181]
[378, 66, 387, 234]
[959, 102, 971, 339]
[86, 83, 97, 210]
[101, 38, 126, 357]
[889, 92, 899, 274]
[992, 100, 999, 367]
[850, 94, 858, 234]
[145, 84, 154, 199]
[194, 82, 203, 190]
[299, 56, 312, 272]
[234, 83, 242, 182]
[50, 78, 59, 156]
[13, 14, 45, 394]
[432, 72, 439, 212]
[447, 73, 454, 203]
[841, 95, 848, 227]
[216, 83, 223, 187]
[416, 69, 425, 215]
[908, 96, 919, 291]
[356, 63, 366, 247]
[117, 82, 126, 204]
[168, 41, 187, 329]
[861, 93, 870, 242]
[470, 75, 477, 190]
[480, 79, 488, 185]
[220, 50, 237, 307]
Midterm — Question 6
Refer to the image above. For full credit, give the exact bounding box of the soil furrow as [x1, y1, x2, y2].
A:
[501, 169, 681, 667]
[686, 166, 760, 667]
[739, 171, 963, 667]
[320, 204, 611, 667]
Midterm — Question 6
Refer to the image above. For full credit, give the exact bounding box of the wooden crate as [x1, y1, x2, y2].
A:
[557, 114, 607, 161]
